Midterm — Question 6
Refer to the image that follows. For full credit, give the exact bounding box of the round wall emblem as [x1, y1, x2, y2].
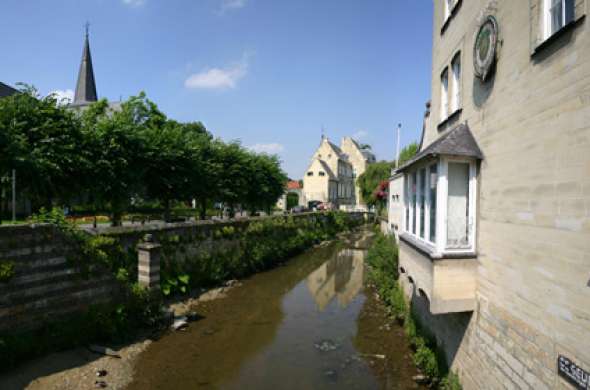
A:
[473, 16, 498, 81]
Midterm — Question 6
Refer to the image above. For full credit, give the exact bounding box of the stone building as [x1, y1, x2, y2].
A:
[391, 1, 590, 389]
[340, 137, 376, 208]
[303, 136, 374, 209]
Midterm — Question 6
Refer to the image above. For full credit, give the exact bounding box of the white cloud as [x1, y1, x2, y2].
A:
[353, 130, 369, 140]
[49, 89, 74, 106]
[221, 0, 246, 12]
[185, 53, 250, 90]
[122, 0, 145, 7]
[249, 143, 285, 154]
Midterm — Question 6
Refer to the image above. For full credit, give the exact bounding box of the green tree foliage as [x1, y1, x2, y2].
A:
[0, 87, 288, 224]
[0, 85, 86, 211]
[356, 142, 419, 211]
[356, 161, 393, 208]
[397, 142, 419, 168]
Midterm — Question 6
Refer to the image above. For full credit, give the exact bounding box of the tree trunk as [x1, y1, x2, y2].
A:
[164, 198, 171, 223]
[199, 199, 207, 220]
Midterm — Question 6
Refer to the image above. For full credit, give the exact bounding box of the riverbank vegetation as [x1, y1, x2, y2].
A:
[366, 230, 461, 389]
[0, 85, 287, 225]
[0, 210, 364, 372]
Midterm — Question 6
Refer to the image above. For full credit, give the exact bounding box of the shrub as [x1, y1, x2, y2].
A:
[0, 260, 15, 283]
[366, 230, 462, 389]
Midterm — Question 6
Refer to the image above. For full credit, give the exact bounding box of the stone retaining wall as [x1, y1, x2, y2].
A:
[0, 224, 120, 332]
[0, 212, 369, 333]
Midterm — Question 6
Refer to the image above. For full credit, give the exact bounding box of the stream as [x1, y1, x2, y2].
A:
[126, 229, 423, 389]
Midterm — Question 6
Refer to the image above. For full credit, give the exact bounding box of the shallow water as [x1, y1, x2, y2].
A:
[127, 230, 422, 390]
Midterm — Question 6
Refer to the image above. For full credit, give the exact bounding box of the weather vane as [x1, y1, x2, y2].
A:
[85, 21, 90, 38]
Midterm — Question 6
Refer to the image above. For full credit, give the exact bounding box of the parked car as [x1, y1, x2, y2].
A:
[308, 200, 322, 211]
[291, 205, 307, 214]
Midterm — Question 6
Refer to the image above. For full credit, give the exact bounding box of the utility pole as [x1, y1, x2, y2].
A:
[396, 123, 401, 168]
[11, 169, 16, 222]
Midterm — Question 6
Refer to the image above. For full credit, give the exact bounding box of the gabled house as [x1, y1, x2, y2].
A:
[303, 137, 355, 208]
[390, 1, 590, 388]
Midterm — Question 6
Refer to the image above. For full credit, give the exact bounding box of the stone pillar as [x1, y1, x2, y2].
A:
[137, 234, 161, 292]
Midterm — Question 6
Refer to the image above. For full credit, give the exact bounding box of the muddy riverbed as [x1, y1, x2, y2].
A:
[129, 229, 423, 389]
[1, 229, 424, 389]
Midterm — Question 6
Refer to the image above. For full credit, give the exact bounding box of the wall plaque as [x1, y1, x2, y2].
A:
[473, 15, 498, 81]
[558, 355, 590, 389]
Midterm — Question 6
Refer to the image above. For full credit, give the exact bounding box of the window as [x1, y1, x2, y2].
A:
[319, 171, 325, 177]
[429, 164, 438, 243]
[447, 162, 470, 248]
[440, 69, 449, 121]
[544, 0, 574, 39]
[411, 172, 417, 234]
[403, 158, 477, 254]
[451, 54, 461, 113]
[444, 0, 453, 21]
[419, 168, 426, 239]
[307, 172, 314, 176]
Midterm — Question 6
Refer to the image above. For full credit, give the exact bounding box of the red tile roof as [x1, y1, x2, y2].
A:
[287, 180, 301, 190]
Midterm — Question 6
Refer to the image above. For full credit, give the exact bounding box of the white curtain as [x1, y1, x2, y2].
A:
[447, 163, 470, 248]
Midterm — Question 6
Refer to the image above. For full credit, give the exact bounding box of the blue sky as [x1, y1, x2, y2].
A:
[1, 0, 433, 179]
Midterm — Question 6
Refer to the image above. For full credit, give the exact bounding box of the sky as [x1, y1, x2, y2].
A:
[1, 0, 433, 179]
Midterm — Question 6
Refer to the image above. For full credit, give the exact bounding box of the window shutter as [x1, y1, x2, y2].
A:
[565, 0, 575, 23]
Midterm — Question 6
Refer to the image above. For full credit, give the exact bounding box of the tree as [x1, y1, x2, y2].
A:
[357, 161, 393, 208]
[81, 95, 147, 226]
[0, 84, 86, 213]
[356, 142, 419, 212]
[242, 153, 287, 214]
[397, 142, 419, 168]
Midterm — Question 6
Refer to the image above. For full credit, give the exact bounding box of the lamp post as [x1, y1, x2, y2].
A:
[11, 169, 16, 222]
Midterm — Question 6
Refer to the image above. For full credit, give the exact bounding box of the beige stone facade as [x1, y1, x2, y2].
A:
[393, 1, 590, 388]
[303, 137, 374, 208]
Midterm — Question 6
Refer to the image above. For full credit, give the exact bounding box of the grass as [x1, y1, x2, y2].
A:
[365, 228, 462, 389]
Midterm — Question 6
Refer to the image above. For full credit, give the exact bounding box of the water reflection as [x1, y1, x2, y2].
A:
[126, 229, 422, 390]
[307, 248, 365, 311]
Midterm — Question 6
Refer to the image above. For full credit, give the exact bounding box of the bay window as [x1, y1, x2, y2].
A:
[403, 157, 477, 254]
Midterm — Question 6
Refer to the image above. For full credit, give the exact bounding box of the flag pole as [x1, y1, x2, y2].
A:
[396, 123, 401, 168]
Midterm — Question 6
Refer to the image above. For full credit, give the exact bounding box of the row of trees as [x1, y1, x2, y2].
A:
[0, 85, 287, 225]
[357, 142, 418, 212]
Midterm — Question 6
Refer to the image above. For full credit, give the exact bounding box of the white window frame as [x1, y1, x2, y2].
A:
[444, 0, 453, 22]
[403, 157, 477, 256]
[450, 54, 461, 113]
[543, 0, 570, 39]
[440, 68, 449, 122]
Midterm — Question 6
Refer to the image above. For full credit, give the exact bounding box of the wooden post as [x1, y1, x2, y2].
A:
[137, 234, 161, 292]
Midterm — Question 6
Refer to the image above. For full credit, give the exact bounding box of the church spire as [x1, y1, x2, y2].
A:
[73, 23, 98, 105]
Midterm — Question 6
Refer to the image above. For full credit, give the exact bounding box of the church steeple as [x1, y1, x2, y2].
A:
[73, 23, 98, 105]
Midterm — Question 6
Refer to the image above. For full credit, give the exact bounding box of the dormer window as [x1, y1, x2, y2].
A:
[319, 171, 326, 177]
[307, 172, 314, 176]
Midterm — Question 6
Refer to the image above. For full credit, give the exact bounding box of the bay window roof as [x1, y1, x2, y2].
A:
[398, 124, 483, 172]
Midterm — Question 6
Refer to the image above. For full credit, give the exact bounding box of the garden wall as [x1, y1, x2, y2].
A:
[0, 212, 369, 332]
[0, 224, 120, 332]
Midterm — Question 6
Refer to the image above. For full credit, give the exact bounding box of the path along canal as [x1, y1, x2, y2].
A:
[127, 229, 423, 390]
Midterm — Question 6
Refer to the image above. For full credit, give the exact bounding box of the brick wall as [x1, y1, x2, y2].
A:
[0, 224, 120, 332]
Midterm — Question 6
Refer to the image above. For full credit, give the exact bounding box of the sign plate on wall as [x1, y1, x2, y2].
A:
[473, 15, 498, 81]
[558, 355, 590, 390]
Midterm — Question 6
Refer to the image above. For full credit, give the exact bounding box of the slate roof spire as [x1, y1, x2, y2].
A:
[73, 23, 98, 105]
